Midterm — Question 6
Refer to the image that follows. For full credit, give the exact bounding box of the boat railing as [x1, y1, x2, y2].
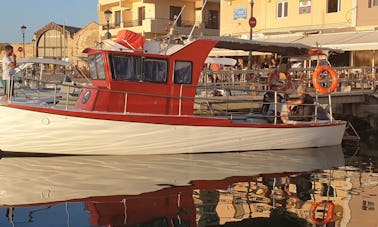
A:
[194, 84, 333, 124]
[200, 66, 378, 93]
[8, 75, 337, 124]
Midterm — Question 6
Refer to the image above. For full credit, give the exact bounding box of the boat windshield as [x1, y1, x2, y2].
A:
[110, 54, 142, 81]
[174, 61, 192, 84]
[108, 53, 168, 83]
[88, 54, 106, 80]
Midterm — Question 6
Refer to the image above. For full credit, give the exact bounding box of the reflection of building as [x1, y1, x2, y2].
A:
[0, 166, 376, 226]
[345, 167, 378, 227]
[97, 0, 220, 40]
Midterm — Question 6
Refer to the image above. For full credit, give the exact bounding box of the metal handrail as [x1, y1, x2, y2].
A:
[8, 75, 342, 125]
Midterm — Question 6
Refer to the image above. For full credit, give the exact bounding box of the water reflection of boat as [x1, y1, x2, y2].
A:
[0, 146, 345, 226]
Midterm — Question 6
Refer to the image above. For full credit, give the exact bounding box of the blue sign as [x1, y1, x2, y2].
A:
[233, 7, 247, 20]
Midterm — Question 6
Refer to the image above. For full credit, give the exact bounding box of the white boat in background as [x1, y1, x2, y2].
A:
[0, 30, 346, 155]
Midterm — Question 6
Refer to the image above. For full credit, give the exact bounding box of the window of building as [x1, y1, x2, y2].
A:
[206, 10, 219, 29]
[174, 61, 192, 84]
[362, 200, 375, 211]
[170, 6, 182, 27]
[88, 54, 106, 80]
[277, 1, 288, 18]
[143, 58, 168, 83]
[115, 11, 121, 27]
[327, 0, 341, 13]
[37, 29, 66, 58]
[110, 54, 142, 81]
[369, 0, 378, 7]
[138, 7, 145, 26]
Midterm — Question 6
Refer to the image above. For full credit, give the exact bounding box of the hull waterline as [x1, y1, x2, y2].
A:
[0, 105, 346, 155]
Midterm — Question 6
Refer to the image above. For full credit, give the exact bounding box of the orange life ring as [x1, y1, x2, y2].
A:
[312, 65, 339, 94]
[309, 201, 335, 226]
[268, 69, 292, 91]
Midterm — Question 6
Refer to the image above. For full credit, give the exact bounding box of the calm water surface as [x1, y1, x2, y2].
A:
[0, 145, 376, 227]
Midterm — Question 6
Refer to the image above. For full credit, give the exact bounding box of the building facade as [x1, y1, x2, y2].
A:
[33, 22, 99, 65]
[98, 0, 220, 40]
[0, 22, 100, 68]
[220, 0, 378, 67]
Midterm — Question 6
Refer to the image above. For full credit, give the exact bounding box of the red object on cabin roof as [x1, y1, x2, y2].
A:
[115, 30, 146, 50]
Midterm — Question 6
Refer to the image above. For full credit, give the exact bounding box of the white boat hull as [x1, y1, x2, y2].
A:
[0, 106, 346, 155]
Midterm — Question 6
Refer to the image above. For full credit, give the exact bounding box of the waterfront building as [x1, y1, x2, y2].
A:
[33, 22, 99, 66]
[222, 0, 378, 69]
[98, 0, 378, 70]
[1, 22, 99, 67]
[97, 0, 220, 40]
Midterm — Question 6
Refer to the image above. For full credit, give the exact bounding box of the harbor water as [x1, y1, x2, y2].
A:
[0, 142, 376, 227]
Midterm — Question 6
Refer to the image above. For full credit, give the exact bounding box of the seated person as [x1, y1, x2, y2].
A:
[262, 90, 283, 115]
[287, 85, 314, 121]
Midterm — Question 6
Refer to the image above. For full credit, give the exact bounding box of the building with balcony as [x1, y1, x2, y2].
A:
[98, 0, 220, 40]
[220, 0, 378, 67]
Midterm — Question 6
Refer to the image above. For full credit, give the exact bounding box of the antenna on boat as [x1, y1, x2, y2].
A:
[187, 0, 208, 41]
[164, 5, 186, 55]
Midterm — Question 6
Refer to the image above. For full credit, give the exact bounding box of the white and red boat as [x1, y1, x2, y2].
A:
[0, 31, 346, 155]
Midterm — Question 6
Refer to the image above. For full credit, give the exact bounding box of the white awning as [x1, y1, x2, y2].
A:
[209, 48, 267, 56]
[260, 30, 378, 51]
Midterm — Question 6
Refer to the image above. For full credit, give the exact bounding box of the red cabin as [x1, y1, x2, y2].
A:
[75, 36, 217, 116]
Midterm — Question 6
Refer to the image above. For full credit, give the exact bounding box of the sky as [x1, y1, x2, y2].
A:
[0, 0, 98, 43]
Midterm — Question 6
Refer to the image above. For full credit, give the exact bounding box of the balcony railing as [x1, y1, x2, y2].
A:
[101, 18, 218, 30]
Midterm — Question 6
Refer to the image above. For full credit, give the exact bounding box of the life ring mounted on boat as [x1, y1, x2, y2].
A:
[312, 65, 339, 94]
[268, 68, 292, 91]
[309, 201, 335, 226]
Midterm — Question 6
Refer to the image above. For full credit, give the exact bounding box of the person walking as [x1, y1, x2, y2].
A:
[2, 44, 17, 101]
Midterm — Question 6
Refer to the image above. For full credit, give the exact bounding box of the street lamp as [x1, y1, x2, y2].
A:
[104, 9, 113, 39]
[21, 25, 27, 57]
[32, 38, 35, 57]
[247, 0, 254, 69]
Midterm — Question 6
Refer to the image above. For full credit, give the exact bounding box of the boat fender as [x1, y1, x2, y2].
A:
[41, 118, 51, 125]
[309, 201, 335, 226]
[312, 65, 339, 94]
[268, 68, 292, 91]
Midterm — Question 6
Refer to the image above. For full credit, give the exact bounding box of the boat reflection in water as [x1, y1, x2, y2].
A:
[0, 146, 376, 227]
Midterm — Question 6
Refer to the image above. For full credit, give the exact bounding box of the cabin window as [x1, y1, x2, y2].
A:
[110, 54, 141, 81]
[174, 61, 192, 84]
[143, 58, 167, 83]
[88, 54, 106, 80]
